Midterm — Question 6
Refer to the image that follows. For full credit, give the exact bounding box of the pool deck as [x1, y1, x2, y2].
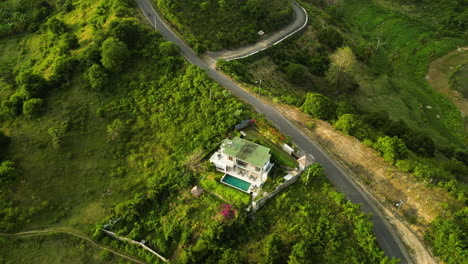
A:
[221, 174, 263, 195]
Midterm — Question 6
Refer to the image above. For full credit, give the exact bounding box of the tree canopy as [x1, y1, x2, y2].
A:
[374, 136, 408, 165]
[101, 37, 130, 73]
[301, 93, 337, 121]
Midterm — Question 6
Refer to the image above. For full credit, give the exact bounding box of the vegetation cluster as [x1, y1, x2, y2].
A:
[154, 0, 294, 52]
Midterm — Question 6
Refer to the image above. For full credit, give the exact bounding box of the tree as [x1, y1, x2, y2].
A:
[326, 46, 357, 91]
[101, 37, 130, 73]
[159, 41, 180, 56]
[108, 19, 145, 50]
[317, 27, 343, 50]
[374, 136, 408, 165]
[0, 160, 17, 190]
[16, 71, 48, 98]
[334, 114, 371, 140]
[402, 131, 435, 157]
[50, 56, 76, 84]
[286, 63, 305, 83]
[301, 93, 337, 121]
[261, 233, 284, 264]
[302, 163, 325, 185]
[23, 98, 44, 119]
[107, 119, 125, 141]
[0, 131, 11, 149]
[87, 64, 108, 91]
[47, 18, 67, 35]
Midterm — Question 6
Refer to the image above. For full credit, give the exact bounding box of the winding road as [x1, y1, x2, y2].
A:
[206, 0, 308, 61]
[135, 0, 411, 262]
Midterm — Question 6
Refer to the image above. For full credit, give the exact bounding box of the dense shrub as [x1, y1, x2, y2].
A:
[301, 93, 337, 121]
[0, 161, 17, 190]
[86, 64, 108, 91]
[317, 27, 344, 50]
[373, 136, 408, 165]
[23, 98, 44, 119]
[334, 114, 371, 140]
[16, 71, 48, 98]
[47, 17, 67, 35]
[101, 37, 130, 73]
[426, 208, 468, 264]
[286, 63, 305, 84]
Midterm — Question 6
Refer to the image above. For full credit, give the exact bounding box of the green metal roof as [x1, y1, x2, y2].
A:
[221, 137, 271, 167]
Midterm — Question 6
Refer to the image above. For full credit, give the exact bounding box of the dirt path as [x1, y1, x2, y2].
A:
[427, 47, 468, 130]
[0, 227, 148, 264]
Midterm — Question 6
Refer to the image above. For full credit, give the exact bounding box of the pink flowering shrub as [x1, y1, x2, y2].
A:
[219, 204, 237, 220]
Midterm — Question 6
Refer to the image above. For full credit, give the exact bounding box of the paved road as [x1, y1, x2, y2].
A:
[135, 0, 411, 262]
[206, 0, 308, 61]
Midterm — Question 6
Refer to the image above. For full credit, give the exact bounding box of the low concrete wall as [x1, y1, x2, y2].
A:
[102, 229, 169, 263]
[251, 169, 304, 213]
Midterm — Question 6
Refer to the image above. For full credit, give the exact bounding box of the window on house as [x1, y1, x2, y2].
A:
[228, 156, 233, 161]
[237, 160, 248, 167]
[255, 167, 261, 171]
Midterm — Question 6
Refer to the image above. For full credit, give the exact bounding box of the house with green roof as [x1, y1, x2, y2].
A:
[210, 137, 274, 193]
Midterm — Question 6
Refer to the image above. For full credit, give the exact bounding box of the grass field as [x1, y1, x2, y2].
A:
[0, 234, 121, 264]
[340, 0, 466, 145]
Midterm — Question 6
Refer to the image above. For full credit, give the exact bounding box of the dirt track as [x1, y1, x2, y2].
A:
[0, 227, 147, 264]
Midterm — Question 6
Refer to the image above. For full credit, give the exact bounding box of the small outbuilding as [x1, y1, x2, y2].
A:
[297, 154, 314, 170]
[191, 185, 204, 198]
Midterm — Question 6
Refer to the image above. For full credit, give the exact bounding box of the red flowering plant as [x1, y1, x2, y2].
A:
[254, 120, 287, 144]
[219, 204, 237, 221]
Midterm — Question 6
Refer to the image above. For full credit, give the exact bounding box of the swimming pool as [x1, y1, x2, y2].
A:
[221, 174, 251, 192]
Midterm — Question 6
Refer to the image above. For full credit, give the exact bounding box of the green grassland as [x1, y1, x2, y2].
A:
[341, 0, 465, 145]
[0, 234, 122, 264]
[154, 0, 293, 51]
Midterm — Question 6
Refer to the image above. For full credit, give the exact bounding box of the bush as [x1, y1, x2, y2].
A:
[426, 208, 468, 264]
[86, 64, 108, 91]
[333, 114, 371, 140]
[58, 33, 79, 54]
[0, 131, 11, 149]
[0, 160, 17, 190]
[16, 71, 49, 98]
[301, 93, 337, 121]
[101, 37, 130, 73]
[159, 41, 180, 56]
[23, 98, 44, 119]
[285, 63, 305, 84]
[47, 18, 67, 35]
[373, 136, 408, 165]
[317, 27, 343, 50]
[395, 159, 416, 173]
